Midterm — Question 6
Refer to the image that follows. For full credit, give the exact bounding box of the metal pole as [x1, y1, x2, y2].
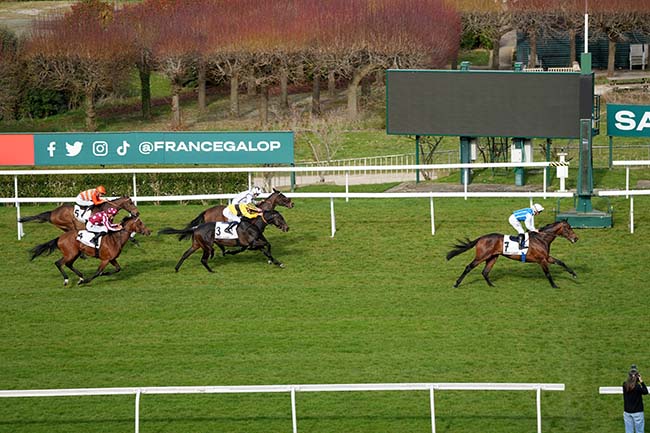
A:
[536, 387, 542, 433]
[291, 387, 298, 433]
[626, 167, 630, 198]
[584, 0, 589, 53]
[290, 163, 296, 192]
[543, 167, 547, 199]
[135, 389, 141, 433]
[430, 197, 435, 236]
[463, 169, 468, 200]
[429, 385, 436, 433]
[630, 196, 634, 234]
[608, 136, 613, 169]
[345, 171, 349, 203]
[132, 173, 138, 206]
[248, 172, 252, 189]
[14, 175, 22, 240]
[415, 135, 420, 183]
[330, 197, 336, 237]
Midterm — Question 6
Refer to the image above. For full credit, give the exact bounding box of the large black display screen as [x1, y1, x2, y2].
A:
[386, 69, 593, 139]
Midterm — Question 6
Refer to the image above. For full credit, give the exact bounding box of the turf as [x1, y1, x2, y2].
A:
[1, 195, 649, 432]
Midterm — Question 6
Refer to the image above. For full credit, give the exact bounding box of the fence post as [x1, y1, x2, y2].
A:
[345, 171, 349, 203]
[430, 196, 435, 236]
[135, 389, 141, 433]
[536, 387, 542, 433]
[330, 197, 336, 237]
[630, 196, 634, 234]
[14, 175, 23, 240]
[429, 385, 436, 433]
[291, 386, 298, 433]
[132, 173, 138, 206]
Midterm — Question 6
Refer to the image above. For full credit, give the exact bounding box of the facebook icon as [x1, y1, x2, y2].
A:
[47, 141, 56, 158]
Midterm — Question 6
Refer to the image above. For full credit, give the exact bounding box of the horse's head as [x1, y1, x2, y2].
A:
[123, 216, 152, 236]
[109, 197, 140, 217]
[272, 188, 295, 209]
[263, 210, 289, 232]
[544, 220, 578, 243]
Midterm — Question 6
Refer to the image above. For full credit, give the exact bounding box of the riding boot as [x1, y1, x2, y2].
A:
[518, 233, 526, 249]
[224, 221, 237, 234]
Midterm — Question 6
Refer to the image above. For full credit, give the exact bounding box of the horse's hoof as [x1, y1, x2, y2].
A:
[572, 274, 577, 279]
[278, 263, 285, 268]
[268, 260, 273, 265]
[78, 278, 85, 285]
[453, 284, 459, 288]
[63, 279, 69, 286]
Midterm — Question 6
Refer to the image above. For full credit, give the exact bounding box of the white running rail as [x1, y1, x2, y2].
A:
[0, 382, 565, 433]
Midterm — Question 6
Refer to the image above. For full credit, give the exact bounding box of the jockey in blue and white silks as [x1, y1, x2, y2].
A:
[508, 203, 544, 249]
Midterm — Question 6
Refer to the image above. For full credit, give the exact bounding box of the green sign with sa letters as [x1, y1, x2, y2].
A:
[607, 104, 650, 137]
[33, 131, 294, 166]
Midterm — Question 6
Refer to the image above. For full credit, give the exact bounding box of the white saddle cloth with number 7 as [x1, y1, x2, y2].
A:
[503, 233, 529, 255]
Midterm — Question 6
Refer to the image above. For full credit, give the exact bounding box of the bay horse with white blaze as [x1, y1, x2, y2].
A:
[159, 209, 289, 273]
[20, 196, 140, 232]
[446, 220, 578, 288]
[29, 215, 151, 286]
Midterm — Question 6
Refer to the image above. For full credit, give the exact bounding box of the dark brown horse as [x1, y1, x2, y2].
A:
[159, 209, 289, 273]
[446, 220, 579, 288]
[20, 197, 140, 232]
[177, 188, 294, 240]
[29, 216, 152, 286]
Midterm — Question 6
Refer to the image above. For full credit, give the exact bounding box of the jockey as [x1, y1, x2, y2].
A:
[76, 185, 107, 210]
[223, 203, 263, 234]
[509, 203, 544, 249]
[85, 207, 122, 246]
[222, 186, 263, 234]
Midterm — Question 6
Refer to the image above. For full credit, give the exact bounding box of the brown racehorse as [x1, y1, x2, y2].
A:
[446, 220, 579, 288]
[177, 188, 294, 240]
[19, 197, 140, 232]
[29, 216, 152, 286]
[159, 209, 289, 273]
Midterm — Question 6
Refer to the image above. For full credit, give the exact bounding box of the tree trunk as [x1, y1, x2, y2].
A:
[197, 58, 206, 112]
[247, 76, 256, 96]
[568, 29, 576, 64]
[84, 86, 97, 132]
[311, 73, 321, 115]
[375, 69, 384, 86]
[139, 66, 151, 120]
[230, 73, 239, 118]
[171, 81, 182, 128]
[280, 67, 289, 110]
[328, 71, 336, 97]
[607, 38, 616, 77]
[347, 63, 375, 120]
[259, 85, 268, 126]
[491, 37, 500, 70]
[528, 32, 538, 68]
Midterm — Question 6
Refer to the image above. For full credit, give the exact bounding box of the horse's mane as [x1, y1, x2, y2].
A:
[540, 220, 566, 232]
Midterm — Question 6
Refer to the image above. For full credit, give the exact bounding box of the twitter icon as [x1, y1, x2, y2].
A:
[65, 141, 84, 157]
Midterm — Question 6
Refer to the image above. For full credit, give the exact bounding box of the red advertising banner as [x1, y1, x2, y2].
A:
[0, 135, 35, 165]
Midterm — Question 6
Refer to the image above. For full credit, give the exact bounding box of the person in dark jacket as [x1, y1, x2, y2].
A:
[624, 364, 648, 433]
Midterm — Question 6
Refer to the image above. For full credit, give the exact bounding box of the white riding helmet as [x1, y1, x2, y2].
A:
[251, 186, 262, 196]
[533, 203, 544, 213]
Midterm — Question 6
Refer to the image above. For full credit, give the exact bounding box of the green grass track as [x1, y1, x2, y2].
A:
[1, 195, 649, 432]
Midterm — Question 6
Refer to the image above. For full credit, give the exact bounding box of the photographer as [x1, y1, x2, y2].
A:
[624, 365, 649, 433]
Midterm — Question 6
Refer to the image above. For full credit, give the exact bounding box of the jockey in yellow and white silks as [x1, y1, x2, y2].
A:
[223, 188, 264, 234]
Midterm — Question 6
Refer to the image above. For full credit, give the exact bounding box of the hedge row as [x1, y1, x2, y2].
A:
[1, 171, 248, 204]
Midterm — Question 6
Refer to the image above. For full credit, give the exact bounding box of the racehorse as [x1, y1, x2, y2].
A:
[177, 188, 294, 240]
[29, 215, 152, 286]
[19, 196, 140, 232]
[158, 209, 289, 273]
[446, 220, 579, 288]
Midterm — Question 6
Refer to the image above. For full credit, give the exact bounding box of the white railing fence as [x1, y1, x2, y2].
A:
[1, 162, 570, 240]
[0, 382, 565, 433]
[598, 160, 650, 233]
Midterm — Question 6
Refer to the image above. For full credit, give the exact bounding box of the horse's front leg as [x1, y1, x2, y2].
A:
[79, 260, 111, 285]
[257, 241, 284, 268]
[539, 261, 558, 288]
[101, 259, 122, 276]
[548, 256, 577, 279]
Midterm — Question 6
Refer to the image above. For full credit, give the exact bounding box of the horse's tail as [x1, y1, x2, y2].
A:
[158, 226, 195, 238]
[19, 211, 52, 224]
[446, 237, 479, 260]
[30, 238, 59, 261]
[179, 211, 206, 240]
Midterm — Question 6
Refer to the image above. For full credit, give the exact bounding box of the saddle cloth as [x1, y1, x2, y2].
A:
[77, 230, 102, 248]
[214, 222, 239, 240]
[503, 233, 529, 255]
[73, 205, 92, 223]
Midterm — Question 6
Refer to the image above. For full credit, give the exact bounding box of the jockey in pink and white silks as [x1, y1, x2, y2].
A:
[222, 186, 263, 234]
[508, 203, 544, 249]
[85, 207, 122, 246]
